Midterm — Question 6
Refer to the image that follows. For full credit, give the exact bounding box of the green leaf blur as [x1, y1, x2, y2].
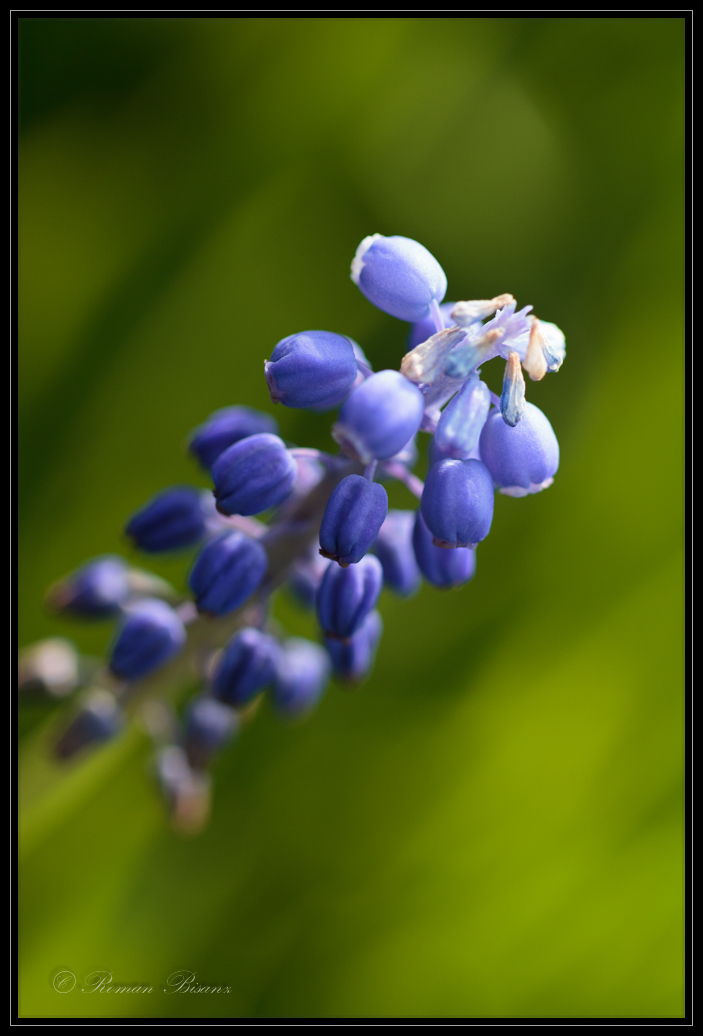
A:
[18, 17, 684, 1019]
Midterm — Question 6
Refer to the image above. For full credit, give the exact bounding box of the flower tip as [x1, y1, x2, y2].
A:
[350, 233, 383, 285]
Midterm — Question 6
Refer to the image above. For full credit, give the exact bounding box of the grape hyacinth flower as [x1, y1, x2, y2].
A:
[421, 458, 495, 549]
[265, 330, 358, 409]
[55, 690, 124, 759]
[351, 234, 447, 322]
[126, 486, 208, 553]
[412, 511, 476, 589]
[272, 638, 331, 718]
[26, 231, 565, 834]
[189, 405, 279, 471]
[316, 553, 383, 639]
[212, 433, 297, 516]
[46, 555, 130, 619]
[325, 610, 383, 684]
[333, 370, 424, 463]
[479, 401, 560, 496]
[319, 474, 388, 567]
[189, 530, 268, 616]
[185, 696, 239, 769]
[372, 510, 421, 597]
[109, 599, 187, 681]
[211, 627, 280, 706]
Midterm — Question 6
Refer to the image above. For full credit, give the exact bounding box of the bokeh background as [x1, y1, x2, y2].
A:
[18, 17, 684, 1019]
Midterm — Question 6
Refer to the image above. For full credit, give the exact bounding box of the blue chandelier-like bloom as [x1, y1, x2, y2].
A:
[36, 229, 567, 819]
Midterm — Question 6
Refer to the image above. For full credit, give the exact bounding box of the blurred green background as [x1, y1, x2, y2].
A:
[18, 16, 684, 1019]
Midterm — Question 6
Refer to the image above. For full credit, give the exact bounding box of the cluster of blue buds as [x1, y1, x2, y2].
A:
[23, 233, 564, 833]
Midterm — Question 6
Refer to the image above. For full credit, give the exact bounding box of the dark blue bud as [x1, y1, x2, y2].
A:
[351, 235, 447, 322]
[412, 510, 476, 589]
[333, 370, 425, 463]
[185, 696, 239, 769]
[211, 627, 280, 706]
[316, 553, 383, 639]
[372, 509, 421, 596]
[324, 610, 383, 683]
[288, 553, 331, 609]
[265, 331, 358, 409]
[46, 555, 130, 619]
[55, 690, 124, 759]
[479, 401, 559, 496]
[407, 302, 456, 348]
[109, 598, 187, 681]
[319, 474, 388, 567]
[212, 433, 297, 516]
[273, 638, 331, 718]
[189, 530, 267, 616]
[189, 406, 278, 471]
[125, 486, 207, 553]
[421, 458, 494, 548]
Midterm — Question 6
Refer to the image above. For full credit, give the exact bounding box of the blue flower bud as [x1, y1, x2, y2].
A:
[109, 599, 187, 681]
[272, 638, 331, 718]
[407, 302, 456, 348]
[372, 510, 421, 597]
[324, 609, 383, 683]
[351, 235, 447, 322]
[125, 486, 207, 553]
[189, 530, 267, 616]
[211, 627, 280, 706]
[189, 406, 278, 471]
[500, 351, 526, 427]
[479, 401, 559, 496]
[185, 696, 239, 769]
[434, 376, 491, 460]
[265, 331, 358, 409]
[288, 552, 331, 609]
[421, 458, 494, 548]
[319, 474, 388, 567]
[46, 555, 130, 619]
[316, 553, 383, 639]
[412, 511, 476, 589]
[333, 370, 424, 463]
[55, 690, 124, 759]
[212, 433, 297, 516]
[306, 337, 375, 412]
